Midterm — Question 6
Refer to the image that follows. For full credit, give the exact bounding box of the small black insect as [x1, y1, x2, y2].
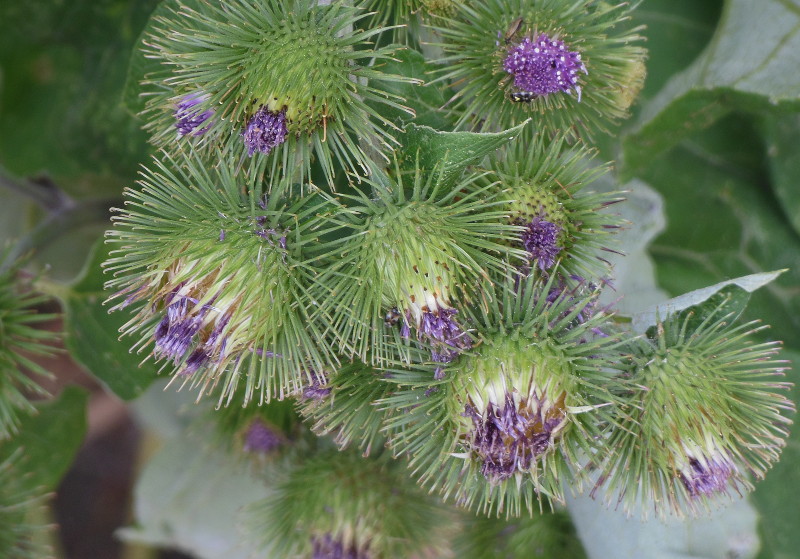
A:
[510, 91, 536, 103]
[504, 17, 524, 43]
[384, 307, 402, 327]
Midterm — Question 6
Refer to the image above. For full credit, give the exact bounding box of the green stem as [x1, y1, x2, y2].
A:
[0, 167, 74, 212]
[0, 198, 121, 275]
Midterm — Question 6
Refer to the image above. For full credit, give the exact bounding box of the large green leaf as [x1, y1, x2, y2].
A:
[0, 386, 88, 492]
[0, 0, 158, 195]
[60, 240, 160, 400]
[759, 113, 800, 238]
[623, 0, 800, 173]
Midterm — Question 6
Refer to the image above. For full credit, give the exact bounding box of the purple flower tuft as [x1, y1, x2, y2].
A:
[521, 217, 562, 271]
[242, 106, 288, 157]
[243, 420, 283, 454]
[174, 94, 215, 136]
[679, 452, 736, 497]
[464, 391, 568, 484]
[302, 373, 332, 401]
[408, 308, 471, 378]
[503, 34, 587, 101]
[311, 533, 370, 559]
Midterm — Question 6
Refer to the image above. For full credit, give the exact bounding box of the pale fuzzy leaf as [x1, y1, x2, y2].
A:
[567, 491, 760, 559]
[595, 177, 669, 315]
[118, 434, 269, 559]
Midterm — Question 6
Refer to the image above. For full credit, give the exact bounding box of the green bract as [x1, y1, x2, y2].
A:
[141, 0, 415, 184]
[429, 0, 646, 137]
[0, 252, 55, 440]
[598, 305, 794, 516]
[0, 451, 50, 558]
[382, 273, 625, 516]
[104, 152, 342, 405]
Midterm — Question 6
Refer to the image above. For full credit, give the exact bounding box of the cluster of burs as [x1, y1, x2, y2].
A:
[105, 0, 792, 557]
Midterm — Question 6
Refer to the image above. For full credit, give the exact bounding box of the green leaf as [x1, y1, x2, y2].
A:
[633, 0, 723, 99]
[623, 0, 800, 174]
[567, 491, 760, 559]
[61, 240, 159, 400]
[759, 113, 800, 238]
[630, 271, 784, 334]
[0, 0, 158, 194]
[397, 122, 528, 189]
[0, 386, 88, 492]
[367, 49, 452, 130]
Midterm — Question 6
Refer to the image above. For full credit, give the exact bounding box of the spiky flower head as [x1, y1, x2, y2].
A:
[142, 0, 415, 183]
[246, 449, 453, 558]
[486, 133, 623, 278]
[0, 251, 55, 440]
[382, 273, 624, 515]
[105, 152, 340, 406]
[321, 163, 523, 368]
[296, 362, 394, 456]
[0, 451, 51, 558]
[430, 0, 646, 137]
[597, 306, 794, 516]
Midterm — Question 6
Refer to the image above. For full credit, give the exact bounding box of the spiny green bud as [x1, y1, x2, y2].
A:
[597, 307, 794, 516]
[245, 450, 454, 558]
[104, 152, 338, 405]
[430, 0, 647, 137]
[141, 0, 416, 183]
[383, 274, 624, 516]
[296, 362, 393, 456]
[489, 133, 623, 278]
[0, 250, 55, 440]
[322, 165, 522, 368]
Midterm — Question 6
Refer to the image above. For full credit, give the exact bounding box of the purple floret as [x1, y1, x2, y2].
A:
[311, 534, 370, 559]
[405, 308, 472, 378]
[243, 420, 283, 454]
[464, 391, 567, 484]
[521, 217, 562, 271]
[174, 93, 215, 136]
[242, 106, 288, 156]
[679, 454, 736, 497]
[503, 34, 587, 100]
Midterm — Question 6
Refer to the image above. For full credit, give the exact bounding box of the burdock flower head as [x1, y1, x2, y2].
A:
[383, 273, 624, 515]
[489, 133, 623, 278]
[246, 450, 452, 558]
[0, 451, 51, 558]
[321, 163, 522, 369]
[140, 0, 415, 183]
[104, 152, 339, 405]
[597, 305, 794, 516]
[430, 0, 647, 136]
